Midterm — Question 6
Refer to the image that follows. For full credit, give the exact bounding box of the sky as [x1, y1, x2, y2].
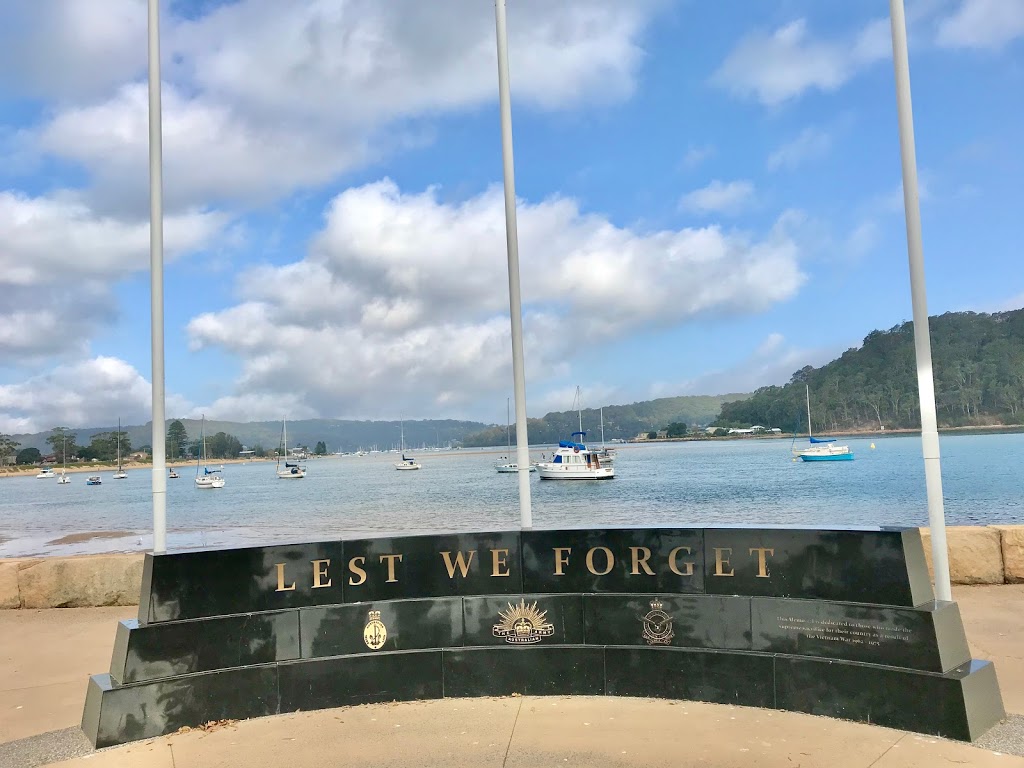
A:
[0, 0, 1022, 433]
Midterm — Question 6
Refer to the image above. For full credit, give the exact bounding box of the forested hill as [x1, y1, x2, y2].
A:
[717, 309, 1024, 433]
[461, 394, 747, 447]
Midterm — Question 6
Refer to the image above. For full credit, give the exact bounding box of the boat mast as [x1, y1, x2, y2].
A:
[805, 384, 812, 439]
[576, 386, 583, 437]
[117, 418, 122, 472]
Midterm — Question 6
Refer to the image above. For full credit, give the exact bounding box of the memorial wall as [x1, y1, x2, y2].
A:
[82, 527, 1005, 747]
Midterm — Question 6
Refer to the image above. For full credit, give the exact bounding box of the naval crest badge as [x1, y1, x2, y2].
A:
[363, 609, 388, 650]
[492, 599, 555, 644]
[641, 599, 674, 646]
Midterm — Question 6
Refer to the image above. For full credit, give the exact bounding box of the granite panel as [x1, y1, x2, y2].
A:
[604, 647, 775, 708]
[442, 646, 604, 697]
[278, 650, 443, 712]
[521, 528, 704, 594]
[462, 594, 584, 646]
[703, 528, 921, 605]
[751, 597, 970, 672]
[300, 598, 462, 657]
[584, 594, 752, 649]
[343, 531, 522, 602]
[111, 611, 299, 684]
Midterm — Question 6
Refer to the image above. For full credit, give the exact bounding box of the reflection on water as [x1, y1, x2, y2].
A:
[1, 432, 1022, 557]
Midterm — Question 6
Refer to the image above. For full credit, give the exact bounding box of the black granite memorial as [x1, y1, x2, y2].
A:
[82, 526, 1005, 748]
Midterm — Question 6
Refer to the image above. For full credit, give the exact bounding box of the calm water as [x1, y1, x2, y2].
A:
[1, 433, 1021, 557]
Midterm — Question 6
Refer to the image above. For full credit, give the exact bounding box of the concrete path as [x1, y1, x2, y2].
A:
[0, 586, 1021, 767]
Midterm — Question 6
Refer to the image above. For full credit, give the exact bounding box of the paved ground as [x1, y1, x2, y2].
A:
[0, 586, 1021, 768]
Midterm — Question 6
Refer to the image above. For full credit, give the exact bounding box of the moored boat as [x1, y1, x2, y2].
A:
[36, 467, 56, 478]
[793, 385, 854, 462]
[535, 433, 614, 480]
[86, 475, 102, 485]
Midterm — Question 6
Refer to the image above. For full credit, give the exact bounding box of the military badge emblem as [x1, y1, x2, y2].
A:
[492, 599, 555, 644]
[641, 599, 674, 645]
[363, 609, 387, 650]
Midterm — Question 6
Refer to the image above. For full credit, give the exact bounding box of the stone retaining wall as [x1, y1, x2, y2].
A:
[1, 525, 1021, 608]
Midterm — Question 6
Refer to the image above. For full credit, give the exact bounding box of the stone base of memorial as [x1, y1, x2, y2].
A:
[82, 527, 1005, 747]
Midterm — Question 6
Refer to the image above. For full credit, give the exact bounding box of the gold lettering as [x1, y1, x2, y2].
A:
[347, 556, 367, 586]
[311, 559, 331, 589]
[749, 547, 775, 578]
[586, 546, 614, 576]
[380, 553, 403, 583]
[275, 562, 296, 592]
[440, 550, 476, 579]
[553, 547, 572, 575]
[491, 548, 510, 577]
[668, 546, 694, 576]
[629, 546, 655, 576]
[713, 548, 735, 577]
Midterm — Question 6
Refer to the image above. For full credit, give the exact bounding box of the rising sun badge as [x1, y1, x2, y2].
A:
[363, 610, 387, 650]
[641, 599, 674, 646]
[492, 599, 555, 644]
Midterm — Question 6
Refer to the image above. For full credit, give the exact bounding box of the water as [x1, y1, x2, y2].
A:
[1, 433, 1021, 557]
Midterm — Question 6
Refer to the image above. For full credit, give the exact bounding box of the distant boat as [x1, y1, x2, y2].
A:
[276, 418, 306, 479]
[36, 467, 56, 478]
[58, 470, 70, 484]
[793, 385, 853, 462]
[112, 418, 127, 479]
[495, 397, 535, 473]
[596, 406, 615, 464]
[86, 475, 102, 486]
[395, 418, 421, 470]
[168, 468, 179, 479]
[58, 435, 70, 484]
[195, 415, 226, 489]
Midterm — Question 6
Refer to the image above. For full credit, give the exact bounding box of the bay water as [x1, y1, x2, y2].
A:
[1, 432, 1021, 557]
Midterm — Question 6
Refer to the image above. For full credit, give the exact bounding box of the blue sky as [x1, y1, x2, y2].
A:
[0, 0, 1022, 432]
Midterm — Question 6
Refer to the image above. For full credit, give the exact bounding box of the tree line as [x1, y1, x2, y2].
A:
[717, 309, 1024, 433]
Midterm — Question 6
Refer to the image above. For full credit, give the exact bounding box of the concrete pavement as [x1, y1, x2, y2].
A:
[0, 586, 1022, 767]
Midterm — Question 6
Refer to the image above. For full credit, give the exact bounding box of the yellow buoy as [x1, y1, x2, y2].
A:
[870, 443, 876, 449]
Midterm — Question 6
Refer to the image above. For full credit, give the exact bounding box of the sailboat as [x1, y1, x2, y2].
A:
[793, 385, 853, 462]
[595, 406, 615, 464]
[535, 387, 614, 480]
[58, 434, 70, 484]
[195, 415, 226, 488]
[276, 418, 306, 478]
[112, 418, 127, 479]
[395, 418, 421, 470]
[495, 397, 535, 473]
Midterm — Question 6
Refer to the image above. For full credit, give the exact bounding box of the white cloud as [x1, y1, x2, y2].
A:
[0, 1, 146, 102]
[681, 144, 715, 170]
[767, 127, 832, 171]
[712, 18, 891, 106]
[679, 180, 755, 215]
[0, 356, 190, 434]
[0, 191, 225, 361]
[186, 180, 806, 419]
[29, 0, 665, 212]
[679, 333, 849, 403]
[936, 0, 1024, 49]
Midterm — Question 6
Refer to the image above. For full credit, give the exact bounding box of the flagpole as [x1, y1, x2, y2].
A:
[889, 0, 951, 601]
[494, 0, 533, 529]
[148, 0, 168, 553]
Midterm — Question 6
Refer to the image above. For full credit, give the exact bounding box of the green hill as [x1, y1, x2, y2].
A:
[717, 309, 1024, 433]
[461, 394, 749, 447]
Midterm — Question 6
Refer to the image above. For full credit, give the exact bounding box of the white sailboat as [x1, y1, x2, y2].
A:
[792, 385, 853, 462]
[58, 434, 70, 484]
[496, 397, 535, 473]
[395, 418, 421, 470]
[195, 415, 226, 488]
[112, 418, 127, 479]
[276, 418, 306, 479]
[596, 406, 615, 464]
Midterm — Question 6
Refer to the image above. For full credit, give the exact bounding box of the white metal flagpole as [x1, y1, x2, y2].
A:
[494, 0, 533, 529]
[148, 0, 168, 553]
[889, 0, 951, 601]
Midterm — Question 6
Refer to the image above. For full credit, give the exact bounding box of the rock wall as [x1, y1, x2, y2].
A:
[1, 525, 1022, 608]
